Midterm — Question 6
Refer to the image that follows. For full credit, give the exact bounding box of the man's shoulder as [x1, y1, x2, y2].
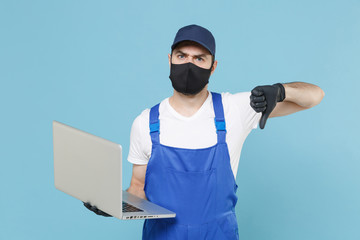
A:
[220, 91, 251, 97]
[131, 108, 150, 131]
[220, 91, 251, 104]
[132, 98, 169, 125]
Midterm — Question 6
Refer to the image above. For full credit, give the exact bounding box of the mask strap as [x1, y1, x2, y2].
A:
[210, 56, 215, 70]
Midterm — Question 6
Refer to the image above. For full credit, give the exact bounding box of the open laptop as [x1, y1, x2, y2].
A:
[53, 120, 175, 220]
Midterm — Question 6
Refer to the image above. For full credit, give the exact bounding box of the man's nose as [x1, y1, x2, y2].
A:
[185, 56, 195, 64]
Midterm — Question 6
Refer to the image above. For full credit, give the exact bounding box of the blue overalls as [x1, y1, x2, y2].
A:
[143, 92, 239, 240]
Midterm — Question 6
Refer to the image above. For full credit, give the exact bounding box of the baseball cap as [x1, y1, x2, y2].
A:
[171, 24, 216, 57]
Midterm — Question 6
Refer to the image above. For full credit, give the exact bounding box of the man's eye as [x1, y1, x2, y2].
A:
[196, 57, 203, 61]
[178, 55, 185, 59]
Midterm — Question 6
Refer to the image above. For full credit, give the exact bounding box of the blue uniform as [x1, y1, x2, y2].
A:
[143, 92, 239, 240]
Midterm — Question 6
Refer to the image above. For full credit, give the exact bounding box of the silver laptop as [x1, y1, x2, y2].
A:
[53, 120, 175, 220]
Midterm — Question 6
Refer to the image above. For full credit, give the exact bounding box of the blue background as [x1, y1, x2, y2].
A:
[1, 0, 359, 239]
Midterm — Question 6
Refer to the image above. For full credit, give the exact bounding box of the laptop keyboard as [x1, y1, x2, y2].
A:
[122, 202, 144, 212]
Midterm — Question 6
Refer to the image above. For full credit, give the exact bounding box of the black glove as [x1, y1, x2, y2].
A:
[83, 202, 112, 217]
[250, 83, 285, 129]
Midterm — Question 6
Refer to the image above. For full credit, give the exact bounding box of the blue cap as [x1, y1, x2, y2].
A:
[171, 24, 216, 57]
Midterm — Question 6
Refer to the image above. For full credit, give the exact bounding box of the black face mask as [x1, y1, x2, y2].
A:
[169, 62, 212, 95]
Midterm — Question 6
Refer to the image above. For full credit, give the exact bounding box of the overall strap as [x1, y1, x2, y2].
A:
[211, 92, 227, 143]
[149, 103, 160, 144]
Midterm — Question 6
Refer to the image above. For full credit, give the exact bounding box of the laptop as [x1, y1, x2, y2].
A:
[53, 120, 176, 220]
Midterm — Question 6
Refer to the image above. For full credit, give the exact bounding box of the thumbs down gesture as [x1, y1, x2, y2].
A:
[250, 83, 286, 129]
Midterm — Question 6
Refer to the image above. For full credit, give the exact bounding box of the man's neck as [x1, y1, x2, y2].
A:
[169, 88, 209, 117]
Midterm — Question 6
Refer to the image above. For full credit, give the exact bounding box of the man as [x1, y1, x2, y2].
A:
[85, 24, 324, 239]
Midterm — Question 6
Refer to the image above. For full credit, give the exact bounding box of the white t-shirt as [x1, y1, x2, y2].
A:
[127, 91, 261, 179]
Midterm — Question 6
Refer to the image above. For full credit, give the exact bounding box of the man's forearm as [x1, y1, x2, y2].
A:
[283, 82, 325, 108]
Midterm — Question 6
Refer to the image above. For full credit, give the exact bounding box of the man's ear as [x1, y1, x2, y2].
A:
[168, 54, 171, 67]
[210, 60, 218, 75]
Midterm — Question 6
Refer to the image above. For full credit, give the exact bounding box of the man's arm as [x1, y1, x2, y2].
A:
[126, 164, 147, 200]
[269, 82, 325, 118]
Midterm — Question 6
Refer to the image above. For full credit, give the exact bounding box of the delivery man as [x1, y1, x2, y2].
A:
[85, 24, 325, 240]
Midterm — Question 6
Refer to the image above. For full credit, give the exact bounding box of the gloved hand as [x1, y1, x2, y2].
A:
[83, 202, 112, 217]
[250, 83, 285, 129]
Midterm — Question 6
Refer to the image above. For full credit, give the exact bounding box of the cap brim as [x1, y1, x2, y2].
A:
[171, 38, 214, 56]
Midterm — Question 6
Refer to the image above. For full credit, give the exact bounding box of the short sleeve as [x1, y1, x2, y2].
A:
[127, 109, 151, 165]
[226, 92, 262, 130]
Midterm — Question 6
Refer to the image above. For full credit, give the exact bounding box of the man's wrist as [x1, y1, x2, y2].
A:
[273, 83, 286, 102]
